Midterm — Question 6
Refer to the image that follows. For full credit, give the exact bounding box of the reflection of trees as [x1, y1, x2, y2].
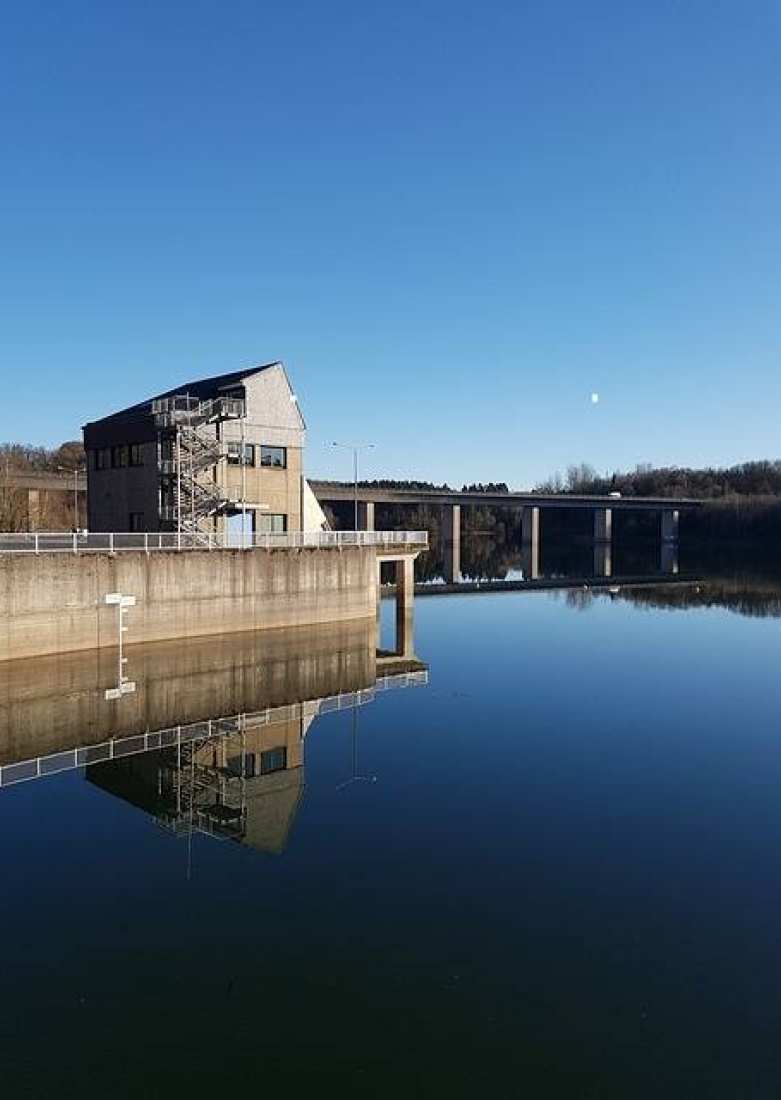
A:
[565, 589, 595, 612]
[610, 581, 781, 619]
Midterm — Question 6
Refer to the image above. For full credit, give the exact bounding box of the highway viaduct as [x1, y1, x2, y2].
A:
[309, 482, 703, 582]
[2, 470, 87, 529]
[3, 471, 702, 582]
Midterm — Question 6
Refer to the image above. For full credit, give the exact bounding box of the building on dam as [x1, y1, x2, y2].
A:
[82, 361, 327, 537]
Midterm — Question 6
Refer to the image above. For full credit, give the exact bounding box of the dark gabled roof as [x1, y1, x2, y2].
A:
[82, 362, 280, 430]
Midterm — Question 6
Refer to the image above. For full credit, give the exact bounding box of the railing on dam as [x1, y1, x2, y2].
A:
[0, 530, 429, 554]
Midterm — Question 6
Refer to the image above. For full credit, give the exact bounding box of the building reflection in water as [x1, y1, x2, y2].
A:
[0, 614, 427, 857]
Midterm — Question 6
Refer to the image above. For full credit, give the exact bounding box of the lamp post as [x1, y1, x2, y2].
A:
[58, 464, 86, 530]
[330, 442, 374, 531]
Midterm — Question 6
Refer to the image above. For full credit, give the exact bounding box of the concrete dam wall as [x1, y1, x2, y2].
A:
[0, 547, 378, 662]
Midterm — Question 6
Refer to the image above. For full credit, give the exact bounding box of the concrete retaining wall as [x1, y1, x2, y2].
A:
[0, 546, 377, 661]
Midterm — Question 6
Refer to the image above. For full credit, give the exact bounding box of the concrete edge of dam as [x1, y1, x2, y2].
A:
[0, 542, 423, 662]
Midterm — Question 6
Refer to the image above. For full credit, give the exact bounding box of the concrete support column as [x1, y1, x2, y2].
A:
[520, 505, 540, 580]
[661, 509, 680, 542]
[660, 542, 679, 575]
[593, 507, 612, 542]
[395, 557, 415, 657]
[521, 505, 539, 545]
[521, 541, 539, 581]
[356, 500, 375, 531]
[27, 489, 40, 532]
[593, 542, 612, 578]
[443, 504, 461, 584]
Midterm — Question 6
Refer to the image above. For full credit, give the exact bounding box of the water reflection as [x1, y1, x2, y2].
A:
[413, 532, 781, 618]
[5, 554, 781, 1094]
[0, 619, 428, 854]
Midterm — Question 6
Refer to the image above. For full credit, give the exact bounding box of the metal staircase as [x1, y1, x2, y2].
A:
[152, 394, 245, 532]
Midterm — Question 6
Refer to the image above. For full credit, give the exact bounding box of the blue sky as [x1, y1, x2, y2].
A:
[1, 0, 779, 487]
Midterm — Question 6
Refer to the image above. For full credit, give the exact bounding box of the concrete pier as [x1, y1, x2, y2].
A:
[394, 557, 415, 657]
[521, 506, 540, 580]
[521, 541, 539, 580]
[661, 509, 680, 542]
[356, 501, 375, 531]
[594, 507, 612, 542]
[521, 505, 539, 545]
[443, 504, 461, 584]
[661, 541, 679, 574]
[593, 542, 612, 578]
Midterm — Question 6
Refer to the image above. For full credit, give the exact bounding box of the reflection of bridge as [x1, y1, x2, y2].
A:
[311, 482, 701, 582]
[408, 572, 701, 597]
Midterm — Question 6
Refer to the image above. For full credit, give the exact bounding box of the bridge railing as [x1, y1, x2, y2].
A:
[0, 530, 429, 554]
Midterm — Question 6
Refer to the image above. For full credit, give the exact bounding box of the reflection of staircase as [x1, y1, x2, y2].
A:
[152, 395, 245, 533]
[163, 736, 247, 841]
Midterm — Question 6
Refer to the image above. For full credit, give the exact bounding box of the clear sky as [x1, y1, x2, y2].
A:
[1, 0, 779, 487]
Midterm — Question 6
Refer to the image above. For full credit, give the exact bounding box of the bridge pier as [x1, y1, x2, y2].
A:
[660, 541, 679, 575]
[521, 505, 539, 546]
[593, 507, 612, 542]
[593, 542, 612, 578]
[521, 540, 539, 580]
[443, 504, 461, 584]
[357, 501, 375, 531]
[661, 508, 679, 542]
[521, 506, 540, 579]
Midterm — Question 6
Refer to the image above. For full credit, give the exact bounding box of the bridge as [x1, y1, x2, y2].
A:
[2, 469, 87, 529]
[310, 482, 703, 581]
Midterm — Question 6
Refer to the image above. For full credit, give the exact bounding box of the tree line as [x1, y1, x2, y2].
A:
[535, 460, 781, 499]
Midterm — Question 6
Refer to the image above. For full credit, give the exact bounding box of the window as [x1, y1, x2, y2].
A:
[129, 444, 144, 467]
[260, 445, 286, 469]
[128, 512, 145, 531]
[256, 513, 287, 534]
[94, 448, 111, 470]
[227, 443, 255, 466]
[260, 747, 287, 775]
[112, 445, 129, 468]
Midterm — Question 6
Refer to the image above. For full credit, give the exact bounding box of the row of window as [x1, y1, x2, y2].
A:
[227, 443, 287, 468]
[93, 443, 287, 470]
[94, 445, 144, 470]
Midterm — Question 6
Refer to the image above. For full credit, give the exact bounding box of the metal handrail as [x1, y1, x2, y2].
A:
[151, 395, 245, 424]
[0, 530, 429, 554]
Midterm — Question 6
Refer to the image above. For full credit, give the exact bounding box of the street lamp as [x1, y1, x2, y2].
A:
[330, 441, 374, 531]
[58, 464, 86, 530]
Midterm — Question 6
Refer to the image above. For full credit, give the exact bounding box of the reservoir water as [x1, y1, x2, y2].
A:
[2, 544, 781, 1097]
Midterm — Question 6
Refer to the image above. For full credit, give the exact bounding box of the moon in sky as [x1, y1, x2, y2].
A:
[590, 392, 600, 404]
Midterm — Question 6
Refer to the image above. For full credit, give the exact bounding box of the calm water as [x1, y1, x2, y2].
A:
[2, 547, 781, 1097]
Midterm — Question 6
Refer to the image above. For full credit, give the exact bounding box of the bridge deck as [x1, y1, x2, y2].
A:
[310, 482, 701, 511]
